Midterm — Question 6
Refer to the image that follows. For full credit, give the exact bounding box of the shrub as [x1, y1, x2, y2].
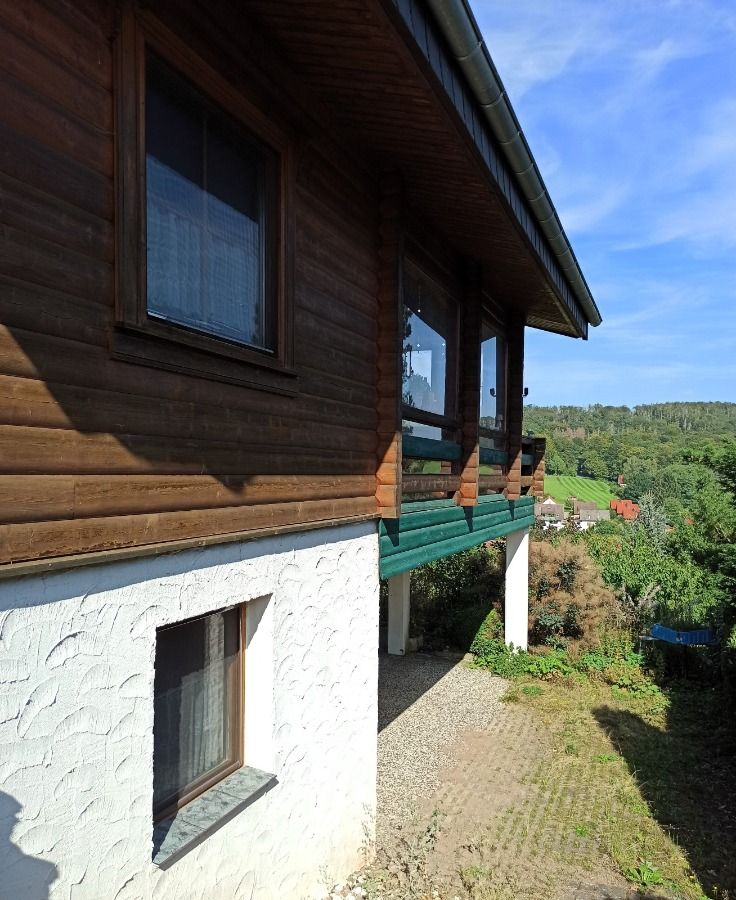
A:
[407, 544, 504, 650]
[529, 539, 617, 648]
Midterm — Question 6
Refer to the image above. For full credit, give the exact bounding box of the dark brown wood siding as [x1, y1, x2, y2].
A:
[0, 0, 381, 565]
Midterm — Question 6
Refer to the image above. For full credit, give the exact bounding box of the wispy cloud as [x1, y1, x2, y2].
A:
[474, 0, 736, 404]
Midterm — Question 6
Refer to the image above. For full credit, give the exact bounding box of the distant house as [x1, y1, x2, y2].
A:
[611, 499, 640, 520]
[535, 496, 565, 521]
[578, 508, 611, 530]
[572, 499, 598, 517]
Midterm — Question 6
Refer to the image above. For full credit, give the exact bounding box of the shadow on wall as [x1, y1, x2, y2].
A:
[0, 792, 58, 900]
[593, 690, 736, 897]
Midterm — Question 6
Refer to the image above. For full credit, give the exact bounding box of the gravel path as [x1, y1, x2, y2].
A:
[376, 652, 507, 848]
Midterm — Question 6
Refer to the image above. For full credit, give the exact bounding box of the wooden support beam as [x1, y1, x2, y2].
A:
[375, 174, 404, 518]
[455, 261, 482, 507]
[532, 437, 546, 498]
[504, 317, 525, 501]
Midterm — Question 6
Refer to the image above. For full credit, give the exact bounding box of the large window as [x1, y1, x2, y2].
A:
[114, 9, 295, 390]
[402, 261, 458, 425]
[146, 56, 277, 351]
[153, 606, 243, 821]
[480, 321, 507, 433]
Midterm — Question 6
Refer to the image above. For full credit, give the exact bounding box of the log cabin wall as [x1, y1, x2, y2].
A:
[0, 0, 383, 567]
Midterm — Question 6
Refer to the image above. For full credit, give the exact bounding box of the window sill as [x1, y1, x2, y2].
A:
[152, 766, 277, 868]
[111, 326, 299, 397]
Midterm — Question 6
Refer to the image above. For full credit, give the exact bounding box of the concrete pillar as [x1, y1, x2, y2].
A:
[505, 528, 529, 650]
[387, 570, 411, 655]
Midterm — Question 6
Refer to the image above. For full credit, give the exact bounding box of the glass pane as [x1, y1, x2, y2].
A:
[402, 263, 457, 417]
[401, 419, 443, 440]
[153, 607, 240, 815]
[145, 55, 274, 350]
[480, 322, 506, 431]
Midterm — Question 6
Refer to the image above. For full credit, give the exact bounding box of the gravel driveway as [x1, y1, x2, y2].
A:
[376, 652, 507, 848]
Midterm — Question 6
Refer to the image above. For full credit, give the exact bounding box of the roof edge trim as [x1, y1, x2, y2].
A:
[426, 0, 602, 327]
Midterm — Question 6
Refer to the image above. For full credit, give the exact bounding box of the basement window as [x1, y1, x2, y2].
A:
[153, 606, 243, 820]
[151, 604, 277, 867]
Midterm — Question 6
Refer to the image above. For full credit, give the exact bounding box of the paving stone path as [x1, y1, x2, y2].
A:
[376, 654, 666, 900]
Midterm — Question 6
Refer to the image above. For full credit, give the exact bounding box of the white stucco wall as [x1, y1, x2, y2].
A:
[0, 521, 380, 900]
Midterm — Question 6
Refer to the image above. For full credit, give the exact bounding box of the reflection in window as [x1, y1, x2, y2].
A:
[401, 419, 444, 440]
[402, 264, 456, 418]
[145, 55, 276, 350]
[480, 322, 506, 432]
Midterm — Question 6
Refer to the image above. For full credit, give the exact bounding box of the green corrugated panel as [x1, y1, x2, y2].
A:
[400, 497, 457, 513]
[380, 514, 535, 579]
[380, 507, 519, 558]
[379, 496, 535, 579]
[402, 435, 463, 461]
[382, 494, 511, 537]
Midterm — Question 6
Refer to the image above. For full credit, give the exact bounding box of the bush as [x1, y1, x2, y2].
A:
[406, 543, 505, 650]
[529, 539, 617, 648]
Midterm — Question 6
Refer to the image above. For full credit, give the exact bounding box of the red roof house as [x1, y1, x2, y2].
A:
[610, 499, 640, 520]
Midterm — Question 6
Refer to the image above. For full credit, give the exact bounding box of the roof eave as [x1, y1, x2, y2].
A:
[425, 0, 602, 329]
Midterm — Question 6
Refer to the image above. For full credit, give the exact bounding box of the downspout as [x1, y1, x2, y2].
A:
[426, 0, 602, 328]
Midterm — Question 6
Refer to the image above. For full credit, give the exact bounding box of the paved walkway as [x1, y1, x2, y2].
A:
[375, 654, 660, 900]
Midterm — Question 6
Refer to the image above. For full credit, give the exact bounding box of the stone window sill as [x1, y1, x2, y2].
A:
[152, 766, 277, 868]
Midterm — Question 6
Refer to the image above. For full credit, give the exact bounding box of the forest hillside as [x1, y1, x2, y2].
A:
[524, 402, 736, 504]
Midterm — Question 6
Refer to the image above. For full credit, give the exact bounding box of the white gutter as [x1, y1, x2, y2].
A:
[426, 0, 602, 327]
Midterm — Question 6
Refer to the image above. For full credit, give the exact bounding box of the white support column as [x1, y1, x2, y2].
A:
[505, 528, 529, 651]
[387, 570, 411, 655]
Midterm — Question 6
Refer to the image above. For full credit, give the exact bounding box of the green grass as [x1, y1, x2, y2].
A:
[544, 474, 618, 510]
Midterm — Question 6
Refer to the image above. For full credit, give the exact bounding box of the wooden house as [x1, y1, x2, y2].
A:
[0, 0, 601, 896]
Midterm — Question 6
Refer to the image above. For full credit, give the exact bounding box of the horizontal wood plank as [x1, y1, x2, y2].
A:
[1, 496, 379, 562]
[0, 474, 377, 523]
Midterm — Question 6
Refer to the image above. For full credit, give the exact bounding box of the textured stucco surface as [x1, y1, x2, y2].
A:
[0, 521, 379, 900]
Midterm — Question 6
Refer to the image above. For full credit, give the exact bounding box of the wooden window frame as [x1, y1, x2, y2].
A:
[401, 256, 461, 438]
[113, 5, 296, 395]
[153, 604, 246, 824]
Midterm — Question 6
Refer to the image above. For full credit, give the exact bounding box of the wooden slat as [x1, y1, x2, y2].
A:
[0, 425, 378, 475]
[1, 496, 378, 563]
[478, 474, 507, 492]
[402, 474, 459, 494]
[0, 474, 376, 524]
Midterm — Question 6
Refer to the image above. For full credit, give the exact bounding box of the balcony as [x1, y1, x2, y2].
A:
[400, 432, 546, 502]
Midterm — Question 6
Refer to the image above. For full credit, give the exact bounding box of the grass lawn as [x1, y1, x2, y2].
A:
[544, 474, 618, 509]
[502, 677, 736, 899]
[343, 672, 736, 900]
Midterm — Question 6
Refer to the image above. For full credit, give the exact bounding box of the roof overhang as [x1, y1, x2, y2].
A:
[243, 0, 601, 338]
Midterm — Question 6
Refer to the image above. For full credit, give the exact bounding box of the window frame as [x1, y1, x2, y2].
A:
[152, 604, 246, 825]
[114, 6, 296, 390]
[400, 256, 461, 437]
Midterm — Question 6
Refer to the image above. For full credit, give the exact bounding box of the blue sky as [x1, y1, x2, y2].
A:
[473, 0, 736, 407]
